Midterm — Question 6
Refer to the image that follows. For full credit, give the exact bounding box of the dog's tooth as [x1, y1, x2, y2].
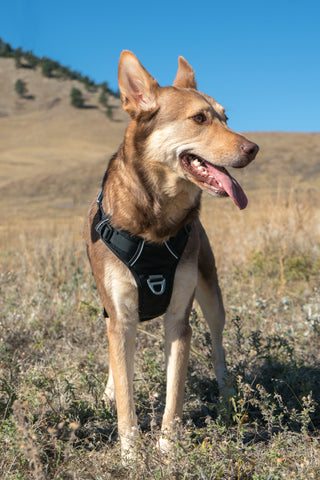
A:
[218, 182, 223, 187]
[192, 159, 201, 167]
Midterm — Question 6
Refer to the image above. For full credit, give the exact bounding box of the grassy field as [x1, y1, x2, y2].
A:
[1, 58, 320, 479]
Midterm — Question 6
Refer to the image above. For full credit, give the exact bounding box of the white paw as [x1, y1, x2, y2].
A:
[102, 387, 116, 404]
[120, 428, 139, 463]
[157, 435, 172, 454]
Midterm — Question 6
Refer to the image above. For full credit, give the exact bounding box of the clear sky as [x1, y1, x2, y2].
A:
[1, 0, 319, 132]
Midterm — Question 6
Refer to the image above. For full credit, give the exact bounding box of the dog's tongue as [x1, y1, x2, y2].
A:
[210, 166, 248, 210]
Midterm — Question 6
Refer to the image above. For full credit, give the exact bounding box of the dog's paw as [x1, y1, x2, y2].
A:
[102, 388, 116, 404]
[157, 435, 173, 455]
[219, 381, 236, 401]
[120, 427, 139, 464]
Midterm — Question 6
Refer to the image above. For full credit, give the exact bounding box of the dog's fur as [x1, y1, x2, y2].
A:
[85, 51, 259, 458]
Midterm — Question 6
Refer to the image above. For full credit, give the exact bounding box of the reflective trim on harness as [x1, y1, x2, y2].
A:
[164, 241, 179, 260]
[129, 240, 145, 267]
[95, 189, 191, 322]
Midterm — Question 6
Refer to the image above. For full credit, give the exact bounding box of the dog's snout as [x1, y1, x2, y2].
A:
[240, 141, 259, 161]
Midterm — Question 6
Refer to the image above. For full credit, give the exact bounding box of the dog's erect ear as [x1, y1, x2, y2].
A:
[173, 56, 197, 89]
[118, 51, 159, 118]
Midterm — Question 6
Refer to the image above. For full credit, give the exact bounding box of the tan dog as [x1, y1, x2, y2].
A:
[86, 51, 258, 458]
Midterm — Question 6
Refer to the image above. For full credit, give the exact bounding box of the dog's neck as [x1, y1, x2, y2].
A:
[102, 143, 201, 243]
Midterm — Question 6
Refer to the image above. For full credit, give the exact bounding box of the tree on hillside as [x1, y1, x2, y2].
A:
[24, 51, 38, 69]
[13, 47, 23, 68]
[41, 57, 56, 77]
[70, 87, 84, 108]
[100, 82, 111, 94]
[15, 79, 27, 98]
[82, 75, 97, 92]
[106, 105, 113, 120]
[0, 40, 13, 57]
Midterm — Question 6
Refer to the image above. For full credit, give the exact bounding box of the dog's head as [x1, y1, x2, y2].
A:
[118, 51, 259, 210]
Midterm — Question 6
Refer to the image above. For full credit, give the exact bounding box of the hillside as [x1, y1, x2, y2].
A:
[0, 56, 319, 227]
[0, 57, 127, 221]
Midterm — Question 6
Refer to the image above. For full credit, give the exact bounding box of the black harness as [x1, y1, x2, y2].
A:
[95, 190, 191, 321]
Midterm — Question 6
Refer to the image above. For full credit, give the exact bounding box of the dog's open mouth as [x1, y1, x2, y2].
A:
[180, 153, 248, 210]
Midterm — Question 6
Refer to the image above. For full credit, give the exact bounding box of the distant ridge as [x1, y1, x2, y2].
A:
[0, 37, 119, 97]
[0, 42, 319, 223]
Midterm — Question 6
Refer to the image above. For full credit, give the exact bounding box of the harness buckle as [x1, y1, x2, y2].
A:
[96, 217, 113, 243]
[147, 275, 166, 296]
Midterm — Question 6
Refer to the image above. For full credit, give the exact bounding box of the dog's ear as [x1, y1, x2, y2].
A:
[173, 56, 197, 89]
[118, 51, 159, 118]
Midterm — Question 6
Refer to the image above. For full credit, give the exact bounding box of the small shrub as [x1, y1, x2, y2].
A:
[70, 87, 84, 108]
[13, 47, 22, 68]
[40, 57, 56, 77]
[24, 50, 38, 69]
[285, 254, 312, 281]
[106, 105, 113, 120]
[14, 78, 27, 97]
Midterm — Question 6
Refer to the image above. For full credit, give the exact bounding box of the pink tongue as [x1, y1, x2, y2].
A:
[209, 166, 248, 210]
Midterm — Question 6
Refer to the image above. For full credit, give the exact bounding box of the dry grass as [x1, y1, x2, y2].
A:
[1, 186, 320, 479]
[1, 56, 320, 478]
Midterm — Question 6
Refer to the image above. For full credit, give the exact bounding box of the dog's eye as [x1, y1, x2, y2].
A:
[192, 113, 207, 124]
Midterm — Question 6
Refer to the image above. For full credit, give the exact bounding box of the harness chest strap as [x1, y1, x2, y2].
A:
[95, 190, 191, 322]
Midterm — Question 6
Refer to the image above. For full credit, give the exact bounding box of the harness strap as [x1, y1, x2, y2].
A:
[95, 189, 191, 321]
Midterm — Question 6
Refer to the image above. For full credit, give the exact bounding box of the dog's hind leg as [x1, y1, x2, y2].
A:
[195, 223, 228, 393]
[103, 319, 116, 404]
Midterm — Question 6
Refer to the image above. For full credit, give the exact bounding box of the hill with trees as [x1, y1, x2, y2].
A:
[0, 37, 121, 117]
[0, 37, 319, 223]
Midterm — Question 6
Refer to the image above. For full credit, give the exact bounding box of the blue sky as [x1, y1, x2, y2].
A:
[1, 0, 319, 132]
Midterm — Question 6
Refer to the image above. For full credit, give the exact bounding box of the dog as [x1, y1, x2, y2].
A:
[85, 51, 259, 459]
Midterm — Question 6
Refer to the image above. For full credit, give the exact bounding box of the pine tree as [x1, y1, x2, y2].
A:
[13, 47, 22, 68]
[41, 58, 55, 77]
[70, 87, 84, 108]
[15, 79, 27, 97]
[106, 105, 113, 120]
[99, 89, 109, 108]
[25, 51, 38, 69]
[101, 82, 111, 94]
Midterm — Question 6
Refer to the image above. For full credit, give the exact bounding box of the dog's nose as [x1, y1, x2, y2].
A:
[241, 141, 259, 161]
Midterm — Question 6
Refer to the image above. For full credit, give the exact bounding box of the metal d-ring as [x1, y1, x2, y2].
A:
[147, 275, 166, 295]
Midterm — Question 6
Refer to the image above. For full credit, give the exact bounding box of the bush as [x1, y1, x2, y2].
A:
[106, 105, 113, 120]
[14, 79, 27, 97]
[99, 90, 108, 107]
[13, 47, 22, 68]
[0, 39, 13, 57]
[70, 87, 84, 108]
[24, 51, 38, 69]
[41, 57, 56, 77]
[100, 81, 110, 94]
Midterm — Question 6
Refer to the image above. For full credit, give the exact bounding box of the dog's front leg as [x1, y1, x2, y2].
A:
[107, 318, 138, 459]
[160, 313, 192, 451]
